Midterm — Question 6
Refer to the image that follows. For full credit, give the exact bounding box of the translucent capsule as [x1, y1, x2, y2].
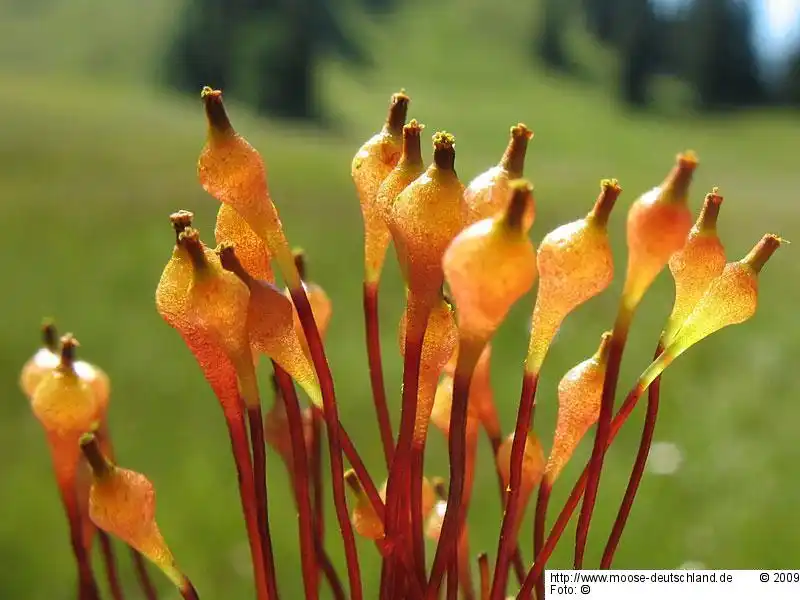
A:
[215, 202, 273, 283]
[80, 435, 190, 591]
[389, 131, 468, 304]
[661, 234, 783, 364]
[545, 332, 612, 484]
[374, 119, 426, 281]
[218, 244, 321, 405]
[351, 91, 410, 282]
[527, 179, 619, 372]
[398, 294, 459, 444]
[443, 179, 537, 342]
[198, 88, 288, 263]
[624, 153, 697, 306]
[662, 188, 726, 347]
[346, 470, 384, 540]
[464, 123, 534, 227]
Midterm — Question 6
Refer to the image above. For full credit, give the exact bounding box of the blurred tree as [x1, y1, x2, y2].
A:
[582, 0, 616, 43]
[782, 45, 800, 106]
[683, 0, 765, 110]
[166, 0, 368, 120]
[617, 0, 661, 107]
[537, 0, 571, 70]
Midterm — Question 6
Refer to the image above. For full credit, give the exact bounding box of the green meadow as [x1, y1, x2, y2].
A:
[2, 1, 799, 598]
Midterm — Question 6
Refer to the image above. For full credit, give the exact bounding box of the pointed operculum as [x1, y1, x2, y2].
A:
[432, 131, 456, 171]
[696, 188, 723, 234]
[659, 151, 698, 206]
[498, 179, 535, 236]
[499, 123, 533, 179]
[201, 87, 234, 140]
[742, 233, 784, 274]
[401, 119, 424, 164]
[586, 178, 621, 229]
[384, 90, 410, 138]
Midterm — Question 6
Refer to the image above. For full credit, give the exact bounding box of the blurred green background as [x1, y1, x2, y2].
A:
[2, 0, 799, 598]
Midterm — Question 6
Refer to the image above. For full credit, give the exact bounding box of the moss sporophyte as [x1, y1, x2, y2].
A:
[20, 89, 784, 600]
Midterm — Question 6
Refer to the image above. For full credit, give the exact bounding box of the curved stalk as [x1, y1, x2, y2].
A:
[364, 281, 394, 466]
[98, 531, 125, 600]
[131, 548, 159, 600]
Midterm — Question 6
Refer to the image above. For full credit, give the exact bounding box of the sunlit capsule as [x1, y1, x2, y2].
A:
[80, 435, 193, 592]
[662, 188, 726, 347]
[443, 179, 536, 342]
[527, 179, 619, 372]
[545, 332, 612, 484]
[389, 131, 468, 303]
[198, 87, 288, 264]
[215, 202, 273, 283]
[352, 91, 410, 282]
[624, 152, 697, 306]
[464, 123, 534, 227]
[345, 470, 384, 540]
[218, 244, 320, 405]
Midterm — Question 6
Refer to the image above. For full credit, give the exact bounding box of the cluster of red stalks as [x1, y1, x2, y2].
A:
[20, 88, 784, 600]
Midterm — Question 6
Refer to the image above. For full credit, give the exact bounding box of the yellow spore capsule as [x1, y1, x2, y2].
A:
[345, 470, 384, 540]
[464, 123, 534, 227]
[218, 244, 321, 405]
[527, 179, 619, 372]
[662, 188, 726, 347]
[215, 202, 273, 283]
[198, 87, 297, 285]
[351, 91, 410, 283]
[545, 332, 612, 484]
[624, 152, 697, 307]
[654, 234, 784, 372]
[389, 131, 468, 305]
[398, 293, 459, 444]
[443, 179, 537, 342]
[375, 119, 426, 279]
[80, 435, 190, 590]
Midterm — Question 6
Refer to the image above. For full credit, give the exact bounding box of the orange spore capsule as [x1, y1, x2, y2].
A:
[284, 249, 332, 362]
[375, 119, 426, 281]
[351, 91, 410, 283]
[198, 87, 297, 285]
[80, 435, 188, 589]
[662, 188, 726, 347]
[527, 179, 619, 372]
[215, 202, 273, 283]
[443, 179, 537, 342]
[545, 332, 612, 484]
[346, 470, 385, 540]
[624, 152, 697, 307]
[398, 293, 458, 444]
[218, 244, 321, 405]
[389, 131, 468, 305]
[464, 123, 535, 227]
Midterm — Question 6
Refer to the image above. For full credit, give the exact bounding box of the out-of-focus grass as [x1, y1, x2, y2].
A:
[2, 1, 800, 598]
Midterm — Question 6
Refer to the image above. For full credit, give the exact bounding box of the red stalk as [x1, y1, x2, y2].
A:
[337, 425, 385, 521]
[532, 482, 552, 600]
[488, 435, 527, 586]
[426, 340, 483, 599]
[364, 281, 395, 466]
[310, 412, 324, 543]
[410, 448, 428, 584]
[97, 530, 125, 600]
[289, 285, 363, 600]
[131, 547, 159, 600]
[574, 306, 633, 568]
[180, 578, 200, 600]
[272, 366, 320, 600]
[247, 405, 280, 599]
[600, 343, 664, 568]
[316, 537, 346, 600]
[385, 297, 430, 591]
[489, 372, 539, 600]
[478, 553, 490, 600]
[518, 380, 649, 597]
[447, 555, 459, 600]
